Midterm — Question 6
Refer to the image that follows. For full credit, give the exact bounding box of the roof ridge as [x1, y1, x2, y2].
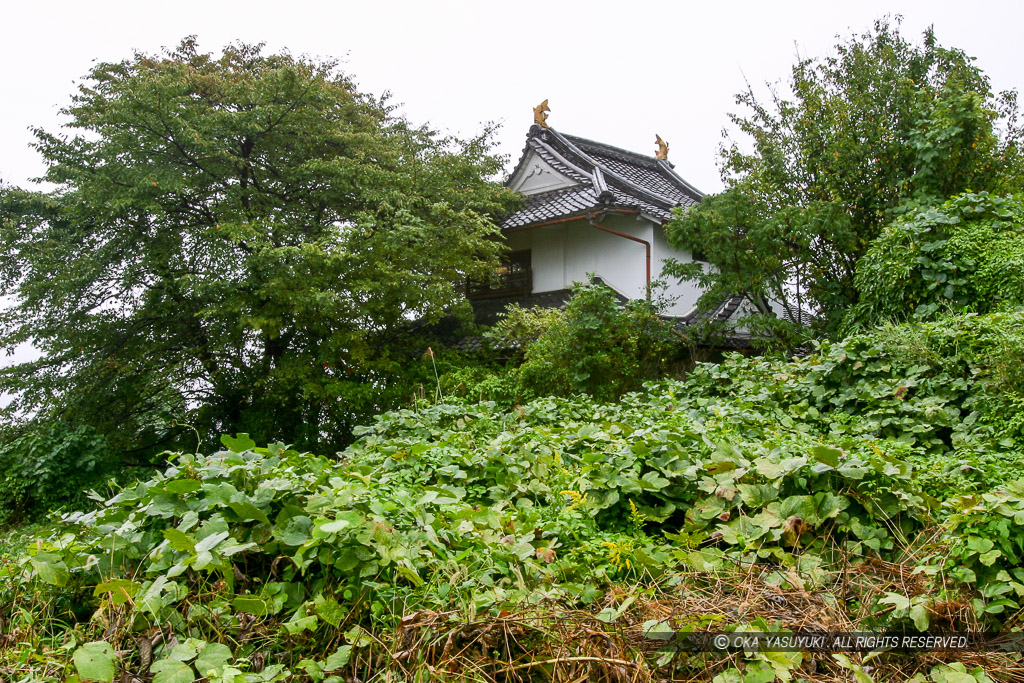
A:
[560, 130, 704, 202]
[518, 184, 595, 202]
[501, 125, 702, 229]
[529, 137, 595, 184]
[561, 132, 661, 168]
[546, 129, 680, 209]
[656, 159, 704, 200]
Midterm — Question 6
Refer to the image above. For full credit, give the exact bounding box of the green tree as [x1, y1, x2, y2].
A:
[665, 18, 1023, 340]
[0, 38, 519, 457]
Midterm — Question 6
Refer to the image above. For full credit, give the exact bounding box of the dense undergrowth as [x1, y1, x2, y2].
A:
[3, 310, 1024, 682]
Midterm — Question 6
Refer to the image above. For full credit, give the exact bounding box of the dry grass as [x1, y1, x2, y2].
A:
[4, 548, 1023, 682]
[376, 555, 1024, 683]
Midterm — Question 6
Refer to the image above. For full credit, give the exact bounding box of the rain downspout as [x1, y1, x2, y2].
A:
[503, 208, 652, 300]
[587, 209, 651, 301]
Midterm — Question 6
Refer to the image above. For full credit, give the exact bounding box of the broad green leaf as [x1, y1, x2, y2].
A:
[324, 645, 352, 671]
[93, 579, 141, 606]
[169, 639, 202, 662]
[640, 619, 675, 640]
[910, 603, 930, 631]
[712, 668, 744, 683]
[274, 515, 313, 546]
[344, 625, 374, 648]
[753, 458, 784, 478]
[285, 613, 319, 635]
[165, 479, 201, 494]
[395, 565, 424, 587]
[640, 471, 670, 489]
[319, 519, 353, 534]
[738, 483, 779, 507]
[73, 641, 116, 682]
[810, 444, 842, 468]
[743, 661, 779, 683]
[929, 662, 985, 683]
[195, 642, 233, 675]
[163, 528, 196, 553]
[221, 433, 257, 453]
[219, 539, 258, 557]
[880, 592, 911, 611]
[227, 500, 270, 524]
[195, 530, 230, 553]
[151, 658, 196, 683]
[979, 549, 1002, 566]
[232, 595, 272, 616]
[29, 552, 69, 587]
[967, 536, 995, 554]
[313, 594, 346, 627]
[813, 492, 849, 520]
[298, 659, 324, 681]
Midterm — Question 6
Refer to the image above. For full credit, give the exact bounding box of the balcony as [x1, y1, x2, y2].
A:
[466, 263, 532, 300]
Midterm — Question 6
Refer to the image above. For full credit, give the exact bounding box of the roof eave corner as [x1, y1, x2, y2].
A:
[656, 159, 704, 200]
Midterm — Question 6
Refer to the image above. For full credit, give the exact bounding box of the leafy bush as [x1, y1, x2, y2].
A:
[517, 280, 678, 401]
[0, 422, 115, 524]
[481, 302, 561, 355]
[937, 483, 1024, 619]
[687, 310, 1024, 499]
[7, 382, 939, 680]
[436, 363, 526, 407]
[850, 192, 1024, 328]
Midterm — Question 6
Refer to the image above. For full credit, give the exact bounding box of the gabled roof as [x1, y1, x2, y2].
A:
[502, 125, 703, 229]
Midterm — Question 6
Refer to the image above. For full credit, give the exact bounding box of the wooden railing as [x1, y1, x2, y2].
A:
[466, 266, 532, 300]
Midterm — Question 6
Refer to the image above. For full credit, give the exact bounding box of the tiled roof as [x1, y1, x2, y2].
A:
[502, 126, 703, 230]
[563, 134, 702, 209]
[469, 288, 576, 327]
[502, 187, 602, 229]
[678, 295, 748, 327]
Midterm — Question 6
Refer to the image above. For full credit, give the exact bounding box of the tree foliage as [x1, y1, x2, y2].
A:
[665, 18, 1024, 338]
[0, 38, 519, 455]
[435, 283, 681, 406]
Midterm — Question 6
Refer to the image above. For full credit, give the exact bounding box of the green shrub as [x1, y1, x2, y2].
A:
[437, 363, 526, 407]
[849, 192, 1024, 329]
[0, 422, 115, 524]
[517, 280, 678, 401]
[10, 310, 1024, 679]
[482, 302, 561, 355]
[684, 309, 1024, 499]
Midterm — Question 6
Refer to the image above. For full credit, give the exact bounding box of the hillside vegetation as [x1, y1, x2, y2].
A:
[4, 309, 1024, 682]
[4, 22, 1024, 683]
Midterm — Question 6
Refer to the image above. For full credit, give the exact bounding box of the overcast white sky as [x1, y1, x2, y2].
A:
[1, 0, 1022, 377]
[2, 0, 1023, 195]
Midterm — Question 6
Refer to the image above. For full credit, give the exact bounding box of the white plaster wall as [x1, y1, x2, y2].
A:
[649, 221, 703, 316]
[529, 227, 566, 292]
[561, 216, 650, 300]
[502, 215, 705, 317]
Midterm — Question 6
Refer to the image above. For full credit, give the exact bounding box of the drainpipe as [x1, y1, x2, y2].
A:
[504, 208, 652, 300]
[586, 211, 651, 300]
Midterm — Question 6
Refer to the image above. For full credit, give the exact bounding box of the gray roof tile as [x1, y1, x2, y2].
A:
[501, 126, 703, 229]
[502, 187, 601, 229]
